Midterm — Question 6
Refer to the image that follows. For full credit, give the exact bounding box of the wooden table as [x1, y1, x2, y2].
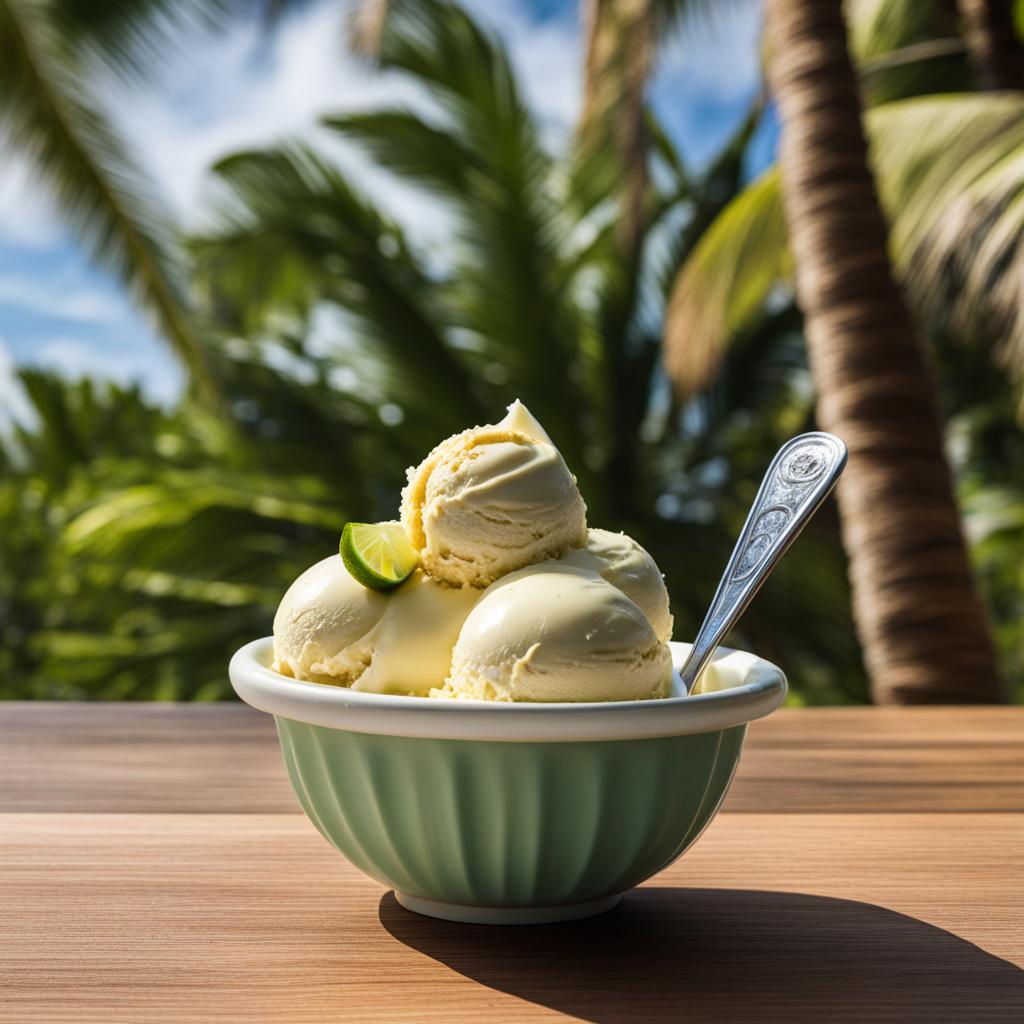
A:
[3, 704, 1023, 1023]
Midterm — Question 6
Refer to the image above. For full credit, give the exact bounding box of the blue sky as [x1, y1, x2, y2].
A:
[0, 0, 771, 423]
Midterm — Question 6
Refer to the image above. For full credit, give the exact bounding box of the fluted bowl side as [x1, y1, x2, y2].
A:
[276, 718, 745, 909]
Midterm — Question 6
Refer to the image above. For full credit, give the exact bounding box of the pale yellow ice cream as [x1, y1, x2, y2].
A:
[273, 555, 479, 694]
[273, 402, 676, 704]
[438, 563, 672, 702]
[273, 553, 386, 684]
[400, 401, 587, 588]
[560, 529, 673, 644]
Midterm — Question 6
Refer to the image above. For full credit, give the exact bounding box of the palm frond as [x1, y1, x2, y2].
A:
[0, 0, 210, 390]
[324, 111, 475, 198]
[847, 0, 970, 103]
[62, 473, 347, 558]
[49, 0, 234, 81]
[326, 0, 592, 469]
[653, 95, 763, 306]
[12, 368, 169, 484]
[847, 0, 938, 58]
[650, 0, 745, 34]
[872, 94, 1024, 395]
[194, 143, 484, 439]
[663, 168, 789, 394]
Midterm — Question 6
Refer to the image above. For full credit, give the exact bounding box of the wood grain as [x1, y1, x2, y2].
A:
[2, 703, 1023, 813]
[731, 707, 1024, 813]
[0, 703, 283, 814]
[3, 704, 1024, 1022]
[2, 812, 1022, 1024]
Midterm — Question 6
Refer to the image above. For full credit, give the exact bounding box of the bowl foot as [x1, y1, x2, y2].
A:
[394, 891, 623, 925]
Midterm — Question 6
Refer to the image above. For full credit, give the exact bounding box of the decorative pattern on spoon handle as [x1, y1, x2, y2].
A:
[681, 432, 848, 694]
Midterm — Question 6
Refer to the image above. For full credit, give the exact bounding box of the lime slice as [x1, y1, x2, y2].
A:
[340, 521, 419, 591]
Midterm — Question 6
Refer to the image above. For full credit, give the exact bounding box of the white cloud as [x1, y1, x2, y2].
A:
[33, 336, 182, 405]
[464, 1, 582, 141]
[0, 274, 127, 324]
[0, 154, 64, 250]
[0, 0, 586, 257]
[108, 0, 583, 242]
[105, 1, 447, 242]
[35, 336, 115, 374]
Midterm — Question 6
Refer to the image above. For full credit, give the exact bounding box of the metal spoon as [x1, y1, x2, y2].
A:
[679, 432, 848, 694]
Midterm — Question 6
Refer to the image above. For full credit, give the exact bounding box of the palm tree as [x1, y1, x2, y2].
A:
[572, 0, 1017, 700]
[661, 2, 1024, 397]
[577, 0, 655, 257]
[659, 2, 1024, 700]
[761, 0, 1001, 702]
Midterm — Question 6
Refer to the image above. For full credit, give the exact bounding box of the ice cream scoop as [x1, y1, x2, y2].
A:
[273, 555, 479, 694]
[560, 528, 673, 644]
[400, 401, 587, 588]
[439, 563, 672, 702]
[273, 553, 386, 685]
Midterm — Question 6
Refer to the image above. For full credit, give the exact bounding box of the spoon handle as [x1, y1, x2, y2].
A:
[679, 432, 848, 694]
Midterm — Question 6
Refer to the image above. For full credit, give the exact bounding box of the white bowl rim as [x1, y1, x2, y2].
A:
[229, 637, 787, 742]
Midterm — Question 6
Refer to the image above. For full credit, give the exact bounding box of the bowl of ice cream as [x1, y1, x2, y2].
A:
[229, 401, 787, 924]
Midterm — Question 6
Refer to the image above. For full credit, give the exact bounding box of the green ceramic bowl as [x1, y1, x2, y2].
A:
[229, 637, 786, 924]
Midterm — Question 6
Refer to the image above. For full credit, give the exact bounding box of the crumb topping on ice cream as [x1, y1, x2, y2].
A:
[400, 404, 587, 588]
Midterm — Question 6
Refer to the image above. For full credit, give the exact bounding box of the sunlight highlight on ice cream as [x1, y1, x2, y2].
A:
[438, 562, 672, 702]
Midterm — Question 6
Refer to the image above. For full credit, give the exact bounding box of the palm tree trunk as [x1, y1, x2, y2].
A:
[578, 0, 653, 256]
[958, 0, 1024, 90]
[763, 0, 1003, 703]
[578, 0, 655, 521]
[348, 0, 391, 55]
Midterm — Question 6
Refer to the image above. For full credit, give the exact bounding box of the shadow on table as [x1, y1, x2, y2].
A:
[379, 887, 1024, 1023]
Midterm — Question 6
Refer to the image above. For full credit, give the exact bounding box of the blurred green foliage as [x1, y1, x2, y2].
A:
[1, 0, 1022, 703]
